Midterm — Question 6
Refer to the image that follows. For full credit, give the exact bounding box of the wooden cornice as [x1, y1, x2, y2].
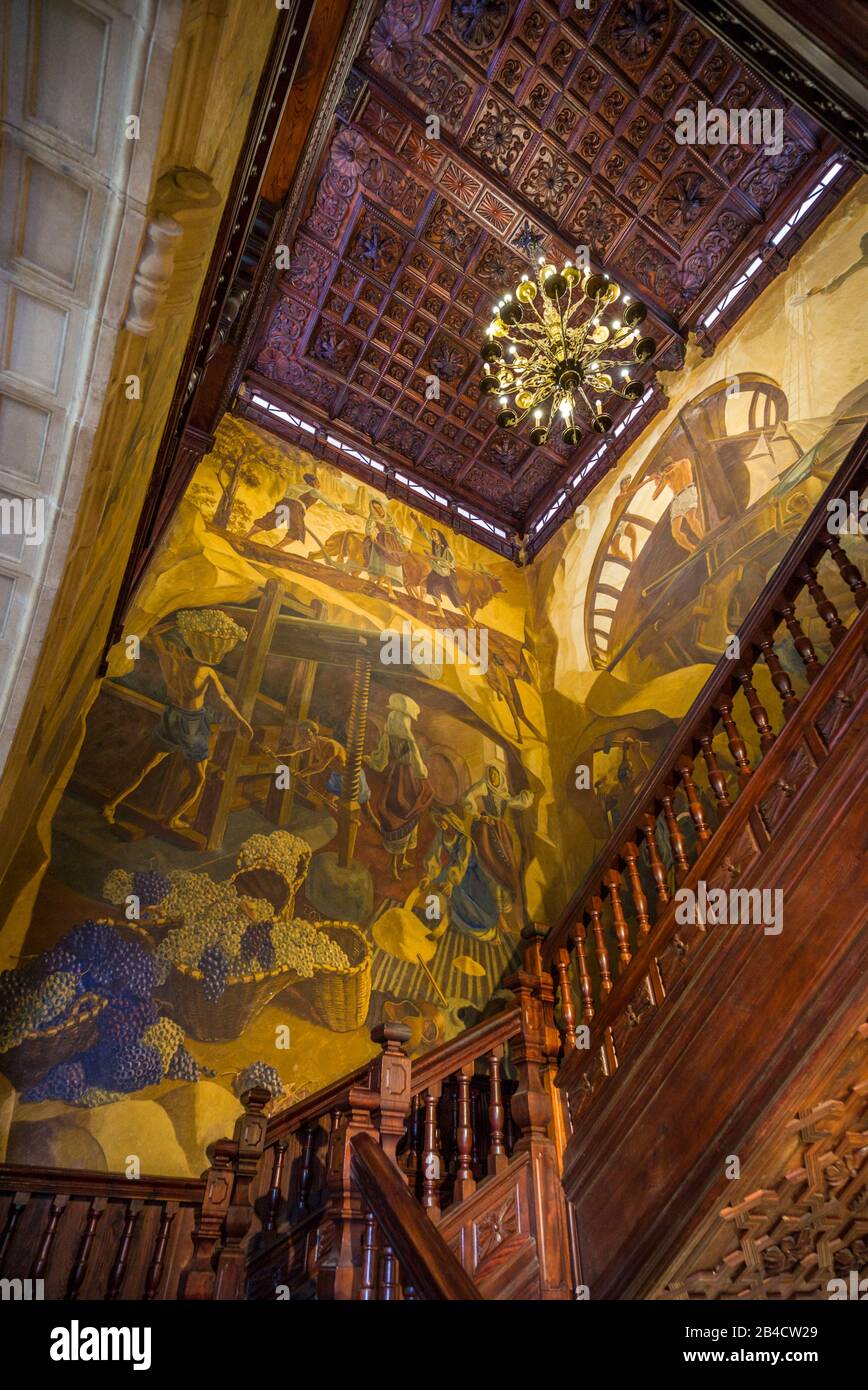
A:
[679, 0, 868, 169]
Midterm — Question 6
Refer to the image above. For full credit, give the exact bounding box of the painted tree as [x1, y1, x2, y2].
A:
[211, 418, 293, 529]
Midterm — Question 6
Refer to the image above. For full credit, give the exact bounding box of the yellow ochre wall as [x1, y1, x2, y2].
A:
[0, 176, 865, 1178]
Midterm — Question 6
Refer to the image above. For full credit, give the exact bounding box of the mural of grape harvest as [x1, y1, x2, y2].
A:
[0, 411, 552, 1176]
[1, 178, 865, 1178]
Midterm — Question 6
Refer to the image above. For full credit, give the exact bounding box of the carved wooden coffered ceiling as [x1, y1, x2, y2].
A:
[244, 0, 843, 545]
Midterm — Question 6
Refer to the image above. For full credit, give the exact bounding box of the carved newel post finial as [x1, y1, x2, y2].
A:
[370, 1022, 413, 1167]
[505, 923, 556, 1150]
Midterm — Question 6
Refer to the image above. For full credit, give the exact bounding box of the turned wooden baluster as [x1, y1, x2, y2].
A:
[586, 895, 612, 997]
[757, 631, 800, 721]
[422, 1089, 442, 1220]
[780, 601, 823, 681]
[697, 730, 733, 821]
[714, 696, 753, 788]
[31, 1195, 68, 1281]
[67, 1199, 105, 1299]
[799, 560, 848, 647]
[823, 534, 867, 609]
[453, 1068, 476, 1202]
[487, 1050, 509, 1176]
[409, 1092, 425, 1176]
[735, 666, 776, 753]
[603, 867, 632, 971]
[640, 813, 671, 917]
[659, 785, 690, 883]
[105, 1199, 142, 1300]
[143, 1203, 176, 1300]
[553, 948, 577, 1049]
[621, 840, 651, 938]
[676, 755, 712, 848]
[295, 1121, 316, 1214]
[263, 1140, 288, 1233]
[587, 889, 614, 1000]
[325, 1108, 342, 1179]
[359, 1210, 380, 1300]
[0, 1192, 28, 1273]
[437, 1079, 456, 1188]
[571, 923, 595, 1021]
[380, 1244, 399, 1300]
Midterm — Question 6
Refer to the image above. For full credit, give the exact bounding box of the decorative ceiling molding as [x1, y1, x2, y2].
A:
[243, 0, 845, 546]
[678, 0, 868, 169]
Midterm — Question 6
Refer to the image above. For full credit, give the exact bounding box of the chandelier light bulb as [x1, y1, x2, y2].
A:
[559, 399, 571, 417]
[612, 319, 621, 329]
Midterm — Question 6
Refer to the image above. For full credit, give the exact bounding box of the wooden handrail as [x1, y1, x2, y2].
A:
[264, 1005, 522, 1144]
[543, 419, 868, 966]
[409, 1005, 521, 1096]
[556, 602, 868, 1103]
[0, 1164, 205, 1202]
[350, 1132, 481, 1300]
[265, 1059, 374, 1142]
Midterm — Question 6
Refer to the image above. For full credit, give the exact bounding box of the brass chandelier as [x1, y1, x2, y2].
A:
[479, 257, 656, 446]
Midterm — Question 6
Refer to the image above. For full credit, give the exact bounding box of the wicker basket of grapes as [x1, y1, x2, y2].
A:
[154, 896, 353, 1043]
[300, 921, 372, 1033]
[233, 831, 312, 921]
[175, 607, 247, 665]
[0, 990, 106, 1090]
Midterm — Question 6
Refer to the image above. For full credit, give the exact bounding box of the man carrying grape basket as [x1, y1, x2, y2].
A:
[103, 608, 253, 832]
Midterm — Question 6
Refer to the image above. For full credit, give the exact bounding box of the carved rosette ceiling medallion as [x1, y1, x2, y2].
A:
[244, 0, 841, 539]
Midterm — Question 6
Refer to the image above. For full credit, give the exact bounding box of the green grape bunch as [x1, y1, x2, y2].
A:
[237, 831, 309, 882]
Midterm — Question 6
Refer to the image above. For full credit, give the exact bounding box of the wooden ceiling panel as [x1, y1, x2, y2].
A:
[245, 0, 839, 539]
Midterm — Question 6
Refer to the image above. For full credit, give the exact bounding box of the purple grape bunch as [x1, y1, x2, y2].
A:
[132, 869, 172, 908]
[199, 944, 229, 1004]
[239, 921, 275, 972]
[22, 1059, 87, 1105]
[167, 1044, 214, 1082]
[97, 996, 160, 1048]
[60, 921, 158, 1001]
[237, 1060, 283, 1099]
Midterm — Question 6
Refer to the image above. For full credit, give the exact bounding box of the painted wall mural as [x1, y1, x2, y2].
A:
[0, 414, 556, 1176]
[529, 177, 868, 897]
[1, 178, 865, 1179]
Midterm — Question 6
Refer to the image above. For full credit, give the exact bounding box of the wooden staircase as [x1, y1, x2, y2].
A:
[1, 427, 866, 1301]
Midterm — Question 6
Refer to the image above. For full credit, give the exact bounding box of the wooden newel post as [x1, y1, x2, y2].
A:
[179, 1141, 236, 1300]
[503, 922, 572, 1300]
[213, 1087, 271, 1300]
[370, 1021, 413, 1166]
[505, 924, 558, 1151]
[316, 1022, 412, 1300]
